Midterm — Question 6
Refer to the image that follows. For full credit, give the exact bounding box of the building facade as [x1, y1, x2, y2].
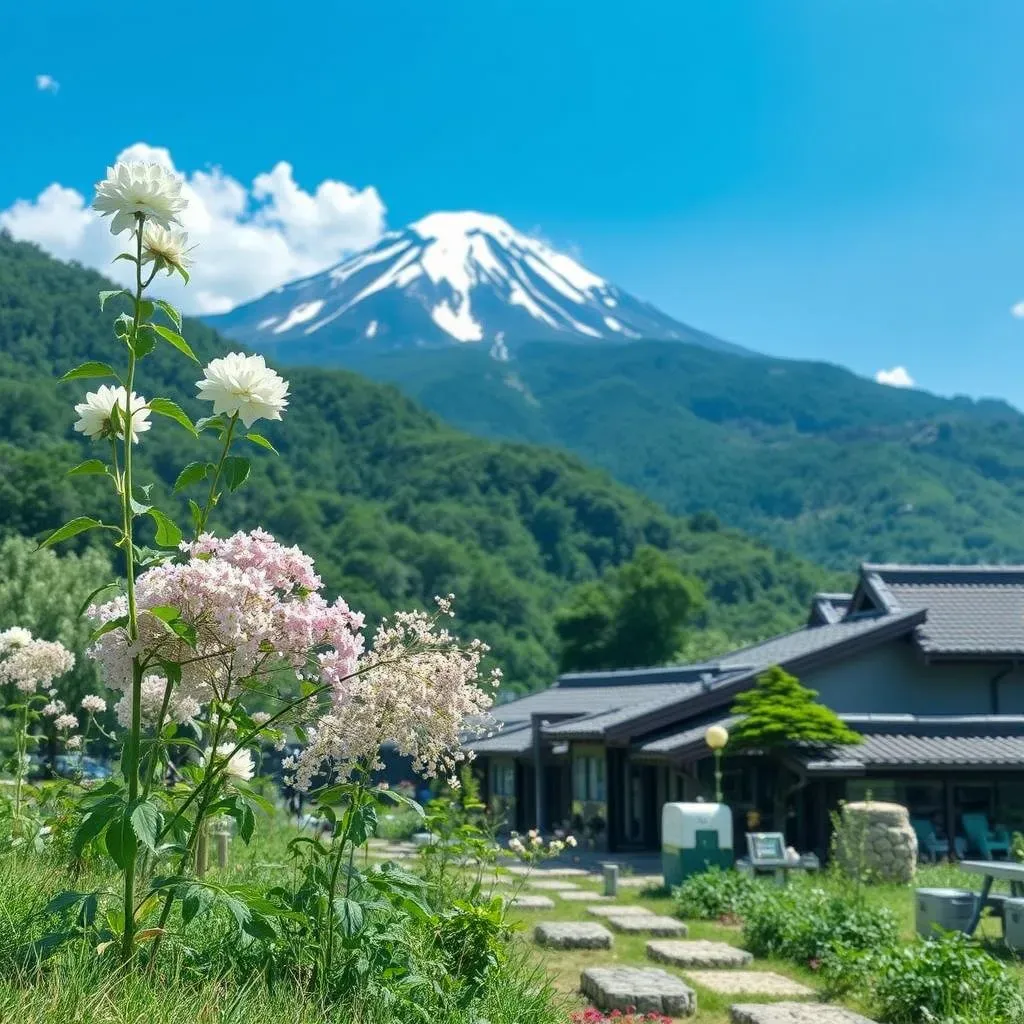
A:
[469, 565, 1024, 858]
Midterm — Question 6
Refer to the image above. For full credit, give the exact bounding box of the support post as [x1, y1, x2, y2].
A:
[532, 715, 545, 832]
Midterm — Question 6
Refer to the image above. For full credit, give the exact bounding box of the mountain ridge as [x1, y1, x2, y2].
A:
[208, 210, 750, 358]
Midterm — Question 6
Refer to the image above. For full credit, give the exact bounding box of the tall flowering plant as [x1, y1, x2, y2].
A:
[39, 160, 497, 972]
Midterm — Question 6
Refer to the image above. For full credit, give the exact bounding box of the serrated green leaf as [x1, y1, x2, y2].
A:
[153, 298, 183, 331]
[149, 605, 180, 623]
[147, 508, 182, 549]
[182, 884, 214, 925]
[67, 459, 108, 477]
[222, 456, 251, 492]
[44, 890, 87, 915]
[89, 614, 128, 643]
[39, 517, 105, 549]
[245, 433, 278, 455]
[332, 898, 364, 937]
[130, 800, 161, 851]
[149, 324, 198, 362]
[105, 812, 136, 870]
[173, 461, 211, 493]
[132, 328, 155, 358]
[196, 415, 226, 434]
[77, 581, 121, 618]
[59, 362, 118, 383]
[129, 496, 152, 516]
[112, 252, 138, 265]
[148, 398, 198, 437]
[189, 499, 204, 533]
[98, 289, 128, 311]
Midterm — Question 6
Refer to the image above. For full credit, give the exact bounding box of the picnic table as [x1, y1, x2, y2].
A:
[959, 859, 1024, 934]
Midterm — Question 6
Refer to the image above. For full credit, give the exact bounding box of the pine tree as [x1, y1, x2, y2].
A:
[728, 666, 861, 839]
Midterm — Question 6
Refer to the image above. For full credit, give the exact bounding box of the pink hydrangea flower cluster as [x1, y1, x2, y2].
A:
[113, 674, 202, 729]
[0, 628, 75, 694]
[283, 597, 497, 792]
[88, 529, 365, 720]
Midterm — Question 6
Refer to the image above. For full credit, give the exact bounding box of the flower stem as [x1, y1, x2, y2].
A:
[119, 218, 146, 967]
[13, 704, 27, 827]
[195, 413, 238, 537]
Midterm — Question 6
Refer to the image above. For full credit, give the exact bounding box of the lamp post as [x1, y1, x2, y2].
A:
[705, 725, 729, 804]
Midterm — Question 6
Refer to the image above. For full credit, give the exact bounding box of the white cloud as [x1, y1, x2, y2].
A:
[1011, 301, 1024, 318]
[875, 365, 915, 388]
[0, 142, 387, 314]
[35, 74, 59, 93]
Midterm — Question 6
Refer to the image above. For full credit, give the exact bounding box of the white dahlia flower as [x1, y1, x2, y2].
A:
[213, 742, 255, 783]
[74, 385, 152, 443]
[0, 626, 33, 653]
[195, 353, 289, 428]
[92, 161, 187, 236]
[140, 223, 192, 277]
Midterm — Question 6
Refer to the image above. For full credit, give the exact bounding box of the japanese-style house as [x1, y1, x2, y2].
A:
[469, 564, 1024, 859]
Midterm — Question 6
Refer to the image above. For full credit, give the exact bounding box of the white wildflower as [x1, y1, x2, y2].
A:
[92, 161, 187, 236]
[74, 385, 151, 444]
[54, 713, 79, 731]
[140, 223, 192, 278]
[212, 742, 255, 783]
[81, 694, 107, 715]
[196, 353, 289, 428]
[0, 626, 33, 653]
[65, 735, 82, 750]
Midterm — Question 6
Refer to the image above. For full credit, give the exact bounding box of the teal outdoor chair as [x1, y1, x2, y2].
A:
[962, 812, 1011, 859]
[912, 818, 950, 862]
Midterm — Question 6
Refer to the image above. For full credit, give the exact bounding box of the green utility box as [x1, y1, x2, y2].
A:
[661, 802, 734, 887]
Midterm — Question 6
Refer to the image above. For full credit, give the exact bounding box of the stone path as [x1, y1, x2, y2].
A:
[586, 904, 654, 918]
[730, 1004, 877, 1024]
[646, 939, 753, 968]
[581, 966, 696, 1016]
[508, 894, 555, 909]
[505, 865, 593, 877]
[528, 879, 579, 891]
[604, 913, 688, 936]
[534, 922, 613, 950]
[616, 874, 665, 888]
[560, 890, 610, 902]
[685, 971, 814, 997]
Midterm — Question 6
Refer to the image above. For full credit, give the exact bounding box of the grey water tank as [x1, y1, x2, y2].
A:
[915, 887, 976, 938]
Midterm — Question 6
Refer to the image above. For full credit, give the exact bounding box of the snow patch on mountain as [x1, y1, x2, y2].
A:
[208, 210, 750, 358]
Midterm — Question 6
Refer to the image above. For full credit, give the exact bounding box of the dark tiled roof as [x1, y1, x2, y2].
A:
[802, 732, 1024, 772]
[809, 593, 853, 626]
[862, 564, 1024, 656]
[543, 691, 706, 740]
[637, 715, 739, 755]
[467, 722, 533, 755]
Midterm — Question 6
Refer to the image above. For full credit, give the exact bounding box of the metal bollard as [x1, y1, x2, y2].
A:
[216, 829, 230, 869]
[602, 862, 619, 897]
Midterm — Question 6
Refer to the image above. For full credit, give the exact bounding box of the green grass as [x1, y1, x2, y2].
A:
[501, 864, 1024, 1023]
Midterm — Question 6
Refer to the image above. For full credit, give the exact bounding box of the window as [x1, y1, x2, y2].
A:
[572, 754, 606, 801]
[489, 761, 515, 798]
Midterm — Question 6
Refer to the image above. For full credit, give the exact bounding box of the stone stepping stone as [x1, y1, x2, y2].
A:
[506, 865, 590, 877]
[534, 921, 613, 949]
[686, 971, 814, 996]
[605, 913, 688, 936]
[646, 939, 753, 968]
[529, 879, 579, 891]
[560, 891, 610, 902]
[730, 1004, 877, 1024]
[616, 874, 665, 888]
[581, 966, 696, 1017]
[508, 894, 555, 909]
[586, 904, 653, 918]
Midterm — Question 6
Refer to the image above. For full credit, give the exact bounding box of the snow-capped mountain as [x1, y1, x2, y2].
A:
[208, 211, 747, 359]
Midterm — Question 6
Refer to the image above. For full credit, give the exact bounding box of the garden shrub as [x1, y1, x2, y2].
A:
[672, 866, 758, 920]
[872, 932, 1024, 1024]
[741, 882, 898, 965]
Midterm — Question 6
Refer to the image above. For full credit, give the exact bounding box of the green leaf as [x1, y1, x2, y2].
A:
[148, 398, 198, 437]
[129, 496, 152, 517]
[332, 897, 364, 937]
[173, 461, 211, 493]
[347, 802, 378, 847]
[196, 414, 227, 434]
[222, 456, 251, 492]
[112, 252, 138, 265]
[44, 891, 87, 915]
[149, 605, 181, 623]
[238, 801, 255, 844]
[105, 811, 137, 870]
[39, 517, 105, 549]
[243, 914, 277, 942]
[220, 894, 251, 932]
[147, 508, 182, 549]
[153, 299, 183, 331]
[130, 800, 162, 851]
[245, 433, 278, 455]
[77, 581, 121, 618]
[113, 313, 134, 341]
[67, 459, 108, 477]
[188, 499, 204, 534]
[149, 324, 199, 362]
[59, 362, 118, 383]
[89, 615, 128, 643]
[99, 289, 129, 310]
[181, 884, 214, 925]
[132, 328, 156, 358]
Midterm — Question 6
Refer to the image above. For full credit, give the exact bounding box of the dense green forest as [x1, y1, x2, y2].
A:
[0, 233, 837, 693]
[324, 340, 1024, 568]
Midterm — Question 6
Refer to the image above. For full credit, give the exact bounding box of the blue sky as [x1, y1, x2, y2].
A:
[2, 1, 1024, 404]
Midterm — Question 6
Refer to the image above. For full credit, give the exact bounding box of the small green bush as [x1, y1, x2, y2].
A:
[872, 932, 1024, 1024]
[741, 883, 898, 965]
[672, 867, 758, 920]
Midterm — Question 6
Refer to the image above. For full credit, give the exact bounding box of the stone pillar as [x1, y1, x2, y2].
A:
[835, 800, 918, 883]
[603, 862, 619, 897]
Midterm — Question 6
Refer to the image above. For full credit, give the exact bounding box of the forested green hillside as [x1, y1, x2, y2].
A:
[329, 341, 1024, 567]
[0, 233, 835, 692]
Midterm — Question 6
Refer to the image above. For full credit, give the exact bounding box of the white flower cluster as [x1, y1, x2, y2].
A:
[112, 674, 201, 730]
[81, 694, 107, 715]
[506, 829, 577, 862]
[0, 628, 74, 694]
[283, 598, 498, 792]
